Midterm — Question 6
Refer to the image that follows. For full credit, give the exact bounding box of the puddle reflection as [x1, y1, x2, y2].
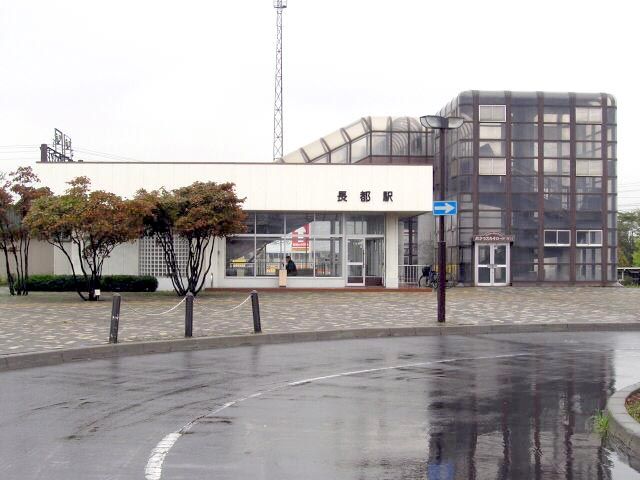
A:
[424, 345, 639, 479]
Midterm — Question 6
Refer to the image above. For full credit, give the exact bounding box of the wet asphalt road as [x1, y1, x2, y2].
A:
[1, 333, 640, 480]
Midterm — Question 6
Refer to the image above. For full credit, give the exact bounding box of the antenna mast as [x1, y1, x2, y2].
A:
[272, 0, 287, 162]
[40, 129, 73, 162]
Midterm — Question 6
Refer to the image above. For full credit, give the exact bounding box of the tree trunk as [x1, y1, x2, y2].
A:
[156, 233, 187, 296]
[195, 237, 216, 295]
[2, 246, 16, 295]
[12, 235, 27, 296]
[10, 237, 25, 296]
[53, 239, 87, 301]
[22, 237, 30, 296]
[87, 271, 101, 301]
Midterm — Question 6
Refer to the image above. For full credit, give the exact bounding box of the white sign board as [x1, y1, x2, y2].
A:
[35, 162, 433, 213]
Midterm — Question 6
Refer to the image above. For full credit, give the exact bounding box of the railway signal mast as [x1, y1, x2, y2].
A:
[272, 0, 287, 162]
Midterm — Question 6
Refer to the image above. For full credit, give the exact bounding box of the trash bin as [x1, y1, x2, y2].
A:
[278, 268, 287, 287]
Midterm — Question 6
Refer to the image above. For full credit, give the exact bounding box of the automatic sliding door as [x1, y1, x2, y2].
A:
[365, 238, 384, 286]
[475, 243, 510, 286]
[347, 238, 365, 286]
[492, 244, 508, 286]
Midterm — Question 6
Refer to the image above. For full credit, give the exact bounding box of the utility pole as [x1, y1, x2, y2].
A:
[272, 0, 287, 162]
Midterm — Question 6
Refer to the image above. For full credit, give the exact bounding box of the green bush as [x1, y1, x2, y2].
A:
[27, 275, 158, 292]
[100, 275, 159, 292]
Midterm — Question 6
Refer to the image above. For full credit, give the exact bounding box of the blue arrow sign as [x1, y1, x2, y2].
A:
[433, 200, 457, 216]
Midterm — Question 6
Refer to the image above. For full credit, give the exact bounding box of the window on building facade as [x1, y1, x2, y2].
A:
[544, 159, 570, 175]
[139, 236, 190, 277]
[350, 136, 369, 163]
[479, 124, 505, 139]
[479, 158, 506, 175]
[576, 176, 603, 193]
[543, 176, 570, 193]
[512, 158, 538, 175]
[576, 124, 602, 142]
[543, 141, 571, 158]
[543, 124, 570, 141]
[511, 106, 538, 122]
[409, 133, 427, 156]
[511, 176, 538, 193]
[576, 194, 602, 211]
[226, 213, 384, 279]
[576, 230, 602, 246]
[576, 107, 603, 124]
[371, 132, 390, 155]
[512, 141, 538, 158]
[544, 230, 571, 246]
[576, 159, 603, 176]
[479, 105, 506, 122]
[345, 214, 385, 235]
[543, 106, 570, 123]
[479, 141, 505, 157]
[330, 146, 348, 164]
[314, 238, 342, 277]
[511, 123, 538, 140]
[576, 141, 602, 158]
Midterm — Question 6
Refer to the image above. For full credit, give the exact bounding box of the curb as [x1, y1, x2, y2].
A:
[2, 322, 640, 372]
[606, 382, 640, 462]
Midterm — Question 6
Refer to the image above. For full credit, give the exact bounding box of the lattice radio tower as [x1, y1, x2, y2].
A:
[272, 0, 287, 162]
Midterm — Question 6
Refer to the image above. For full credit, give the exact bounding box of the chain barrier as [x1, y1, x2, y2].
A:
[108, 291, 261, 343]
[193, 295, 252, 315]
[120, 296, 187, 316]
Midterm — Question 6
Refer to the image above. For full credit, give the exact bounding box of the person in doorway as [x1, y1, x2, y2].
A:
[285, 255, 297, 276]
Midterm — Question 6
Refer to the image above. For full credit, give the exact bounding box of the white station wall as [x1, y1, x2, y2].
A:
[34, 162, 432, 213]
[34, 162, 433, 289]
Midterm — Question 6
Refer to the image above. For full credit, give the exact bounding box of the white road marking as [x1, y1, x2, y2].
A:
[144, 352, 535, 479]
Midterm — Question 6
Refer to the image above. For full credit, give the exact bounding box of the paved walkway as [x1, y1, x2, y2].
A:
[0, 287, 639, 355]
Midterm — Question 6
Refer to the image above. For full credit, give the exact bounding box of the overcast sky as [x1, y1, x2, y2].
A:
[1, 0, 638, 207]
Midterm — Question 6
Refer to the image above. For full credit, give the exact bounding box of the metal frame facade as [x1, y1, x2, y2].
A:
[436, 90, 617, 285]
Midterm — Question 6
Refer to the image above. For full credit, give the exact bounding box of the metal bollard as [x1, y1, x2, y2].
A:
[251, 290, 261, 333]
[185, 292, 194, 338]
[109, 293, 121, 344]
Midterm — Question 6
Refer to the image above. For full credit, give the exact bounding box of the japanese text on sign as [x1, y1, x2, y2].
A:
[337, 191, 393, 202]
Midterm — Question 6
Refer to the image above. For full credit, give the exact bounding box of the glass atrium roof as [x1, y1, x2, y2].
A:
[282, 116, 430, 164]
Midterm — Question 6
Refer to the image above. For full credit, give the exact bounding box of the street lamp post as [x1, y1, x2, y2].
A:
[419, 115, 464, 323]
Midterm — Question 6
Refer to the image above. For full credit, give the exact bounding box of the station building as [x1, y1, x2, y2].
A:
[30, 90, 617, 289]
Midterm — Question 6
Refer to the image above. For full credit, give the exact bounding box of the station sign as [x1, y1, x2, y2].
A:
[472, 232, 515, 243]
[433, 200, 457, 216]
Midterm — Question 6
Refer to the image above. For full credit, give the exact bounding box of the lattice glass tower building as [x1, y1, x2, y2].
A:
[433, 91, 617, 285]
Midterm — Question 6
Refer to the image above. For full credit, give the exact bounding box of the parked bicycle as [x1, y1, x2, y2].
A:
[417, 265, 456, 289]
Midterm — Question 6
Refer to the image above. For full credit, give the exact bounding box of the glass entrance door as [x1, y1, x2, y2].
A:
[365, 238, 384, 286]
[347, 238, 365, 286]
[475, 243, 509, 286]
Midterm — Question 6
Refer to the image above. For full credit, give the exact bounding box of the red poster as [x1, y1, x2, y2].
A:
[291, 224, 309, 250]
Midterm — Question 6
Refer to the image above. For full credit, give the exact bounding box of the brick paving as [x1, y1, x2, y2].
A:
[0, 287, 639, 355]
